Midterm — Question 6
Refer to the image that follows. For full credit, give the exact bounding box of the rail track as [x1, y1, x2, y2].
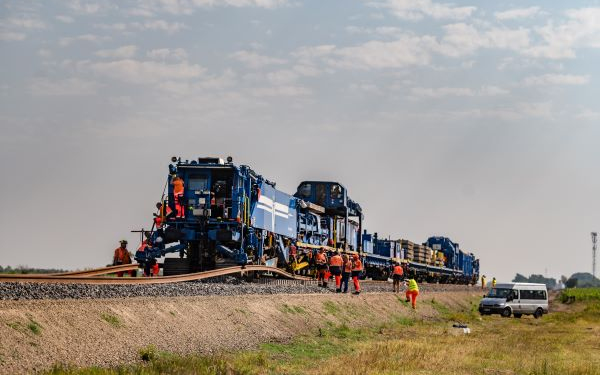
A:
[0, 265, 312, 285]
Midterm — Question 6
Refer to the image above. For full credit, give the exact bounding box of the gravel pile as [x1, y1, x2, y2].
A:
[0, 278, 335, 300]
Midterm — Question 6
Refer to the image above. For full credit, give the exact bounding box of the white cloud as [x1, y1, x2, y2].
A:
[4, 17, 46, 30]
[230, 50, 287, 68]
[147, 48, 188, 61]
[90, 59, 205, 84]
[0, 32, 26, 41]
[345, 26, 404, 37]
[94, 20, 186, 34]
[436, 23, 530, 57]
[410, 85, 509, 98]
[59, 34, 110, 47]
[523, 74, 590, 86]
[131, 20, 187, 34]
[95, 45, 138, 59]
[295, 24, 531, 71]
[66, 0, 108, 15]
[56, 15, 75, 23]
[495, 7, 540, 20]
[251, 85, 311, 97]
[29, 78, 100, 96]
[525, 7, 600, 59]
[128, 0, 289, 16]
[266, 70, 299, 85]
[331, 37, 434, 69]
[371, 0, 476, 21]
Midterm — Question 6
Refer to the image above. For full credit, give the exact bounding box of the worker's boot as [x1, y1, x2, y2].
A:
[336, 288, 341, 293]
[352, 291, 360, 295]
[323, 282, 328, 288]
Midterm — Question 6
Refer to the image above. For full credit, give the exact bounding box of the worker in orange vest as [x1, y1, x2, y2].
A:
[137, 239, 158, 277]
[405, 278, 419, 309]
[392, 262, 404, 293]
[329, 251, 343, 293]
[315, 247, 328, 287]
[171, 175, 185, 218]
[341, 254, 352, 293]
[351, 253, 362, 295]
[153, 202, 174, 227]
[113, 240, 132, 277]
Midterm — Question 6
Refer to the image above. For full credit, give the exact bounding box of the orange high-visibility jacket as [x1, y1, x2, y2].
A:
[352, 259, 363, 271]
[113, 247, 131, 264]
[172, 177, 184, 195]
[393, 265, 404, 275]
[329, 255, 343, 267]
[315, 252, 327, 265]
[343, 260, 352, 273]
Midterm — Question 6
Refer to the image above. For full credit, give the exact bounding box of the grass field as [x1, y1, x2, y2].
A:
[48, 291, 600, 375]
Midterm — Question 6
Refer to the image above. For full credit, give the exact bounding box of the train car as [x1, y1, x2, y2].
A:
[134, 156, 479, 283]
[136, 156, 302, 274]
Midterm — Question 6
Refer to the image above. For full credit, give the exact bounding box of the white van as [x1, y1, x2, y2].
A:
[479, 282, 549, 319]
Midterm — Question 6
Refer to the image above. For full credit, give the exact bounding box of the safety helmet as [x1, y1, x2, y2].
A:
[120, 240, 128, 244]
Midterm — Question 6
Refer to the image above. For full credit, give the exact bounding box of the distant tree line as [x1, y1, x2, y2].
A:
[513, 272, 600, 289]
[0, 265, 67, 274]
[513, 273, 557, 288]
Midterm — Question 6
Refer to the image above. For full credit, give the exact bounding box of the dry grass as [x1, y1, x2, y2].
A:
[46, 296, 600, 375]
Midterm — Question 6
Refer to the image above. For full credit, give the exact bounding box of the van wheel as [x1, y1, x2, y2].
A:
[513, 313, 522, 319]
[534, 308, 543, 319]
[501, 307, 511, 318]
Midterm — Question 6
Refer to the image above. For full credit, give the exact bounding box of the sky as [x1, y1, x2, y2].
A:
[1, 0, 600, 281]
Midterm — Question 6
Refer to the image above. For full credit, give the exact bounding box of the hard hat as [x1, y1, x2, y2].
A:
[120, 240, 128, 244]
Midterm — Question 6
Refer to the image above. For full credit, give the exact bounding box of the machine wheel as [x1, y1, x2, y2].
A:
[534, 308, 543, 319]
[501, 307, 512, 318]
[513, 313, 522, 319]
[163, 258, 192, 276]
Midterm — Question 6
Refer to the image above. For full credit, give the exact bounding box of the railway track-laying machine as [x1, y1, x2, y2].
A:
[134, 156, 479, 284]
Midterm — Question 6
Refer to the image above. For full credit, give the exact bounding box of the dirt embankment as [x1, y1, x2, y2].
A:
[0, 291, 478, 374]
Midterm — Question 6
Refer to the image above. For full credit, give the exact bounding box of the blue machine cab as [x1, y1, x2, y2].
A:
[294, 181, 363, 251]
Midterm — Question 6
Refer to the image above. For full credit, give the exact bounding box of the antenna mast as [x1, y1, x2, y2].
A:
[592, 232, 598, 279]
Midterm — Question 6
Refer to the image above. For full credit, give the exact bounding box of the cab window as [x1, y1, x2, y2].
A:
[316, 184, 326, 205]
[330, 184, 343, 200]
[299, 183, 312, 198]
[189, 175, 208, 190]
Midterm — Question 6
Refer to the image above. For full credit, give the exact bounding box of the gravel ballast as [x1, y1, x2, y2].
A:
[0, 277, 475, 300]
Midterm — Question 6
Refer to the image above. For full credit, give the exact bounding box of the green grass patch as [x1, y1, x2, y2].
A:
[6, 322, 21, 331]
[322, 301, 340, 315]
[429, 298, 451, 317]
[27, 319, 42, 335]
[561, 288, 600, 302]
[7, 319, 42, 335]
[100, 313, 121, 328]
[279, 304, 305, 314]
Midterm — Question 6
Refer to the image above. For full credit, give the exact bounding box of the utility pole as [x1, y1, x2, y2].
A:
[592, 232, 597, 279]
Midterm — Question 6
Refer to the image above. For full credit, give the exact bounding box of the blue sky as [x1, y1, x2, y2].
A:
[1, 0, 600, 281]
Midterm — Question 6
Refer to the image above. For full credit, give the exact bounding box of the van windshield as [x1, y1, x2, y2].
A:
[487, 288, 512, 298]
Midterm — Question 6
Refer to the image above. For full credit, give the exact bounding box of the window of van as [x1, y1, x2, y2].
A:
[487, 288, 512, 298]
[520, 290, 547, 300]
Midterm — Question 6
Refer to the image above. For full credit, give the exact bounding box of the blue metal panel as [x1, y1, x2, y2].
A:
[273, 189, 297, 238]
[251, 183, 297, 238]
[252, 183, 275, 233]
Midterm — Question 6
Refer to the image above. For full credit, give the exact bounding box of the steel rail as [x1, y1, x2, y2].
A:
[49, 264, 140, 277]
[0, 265, 310, 285]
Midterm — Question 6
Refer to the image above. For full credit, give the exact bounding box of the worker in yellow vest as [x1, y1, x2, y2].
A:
[492, 277, 497, 288]
[405, 278, 419, 309]
[481, 275, 487, 290]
